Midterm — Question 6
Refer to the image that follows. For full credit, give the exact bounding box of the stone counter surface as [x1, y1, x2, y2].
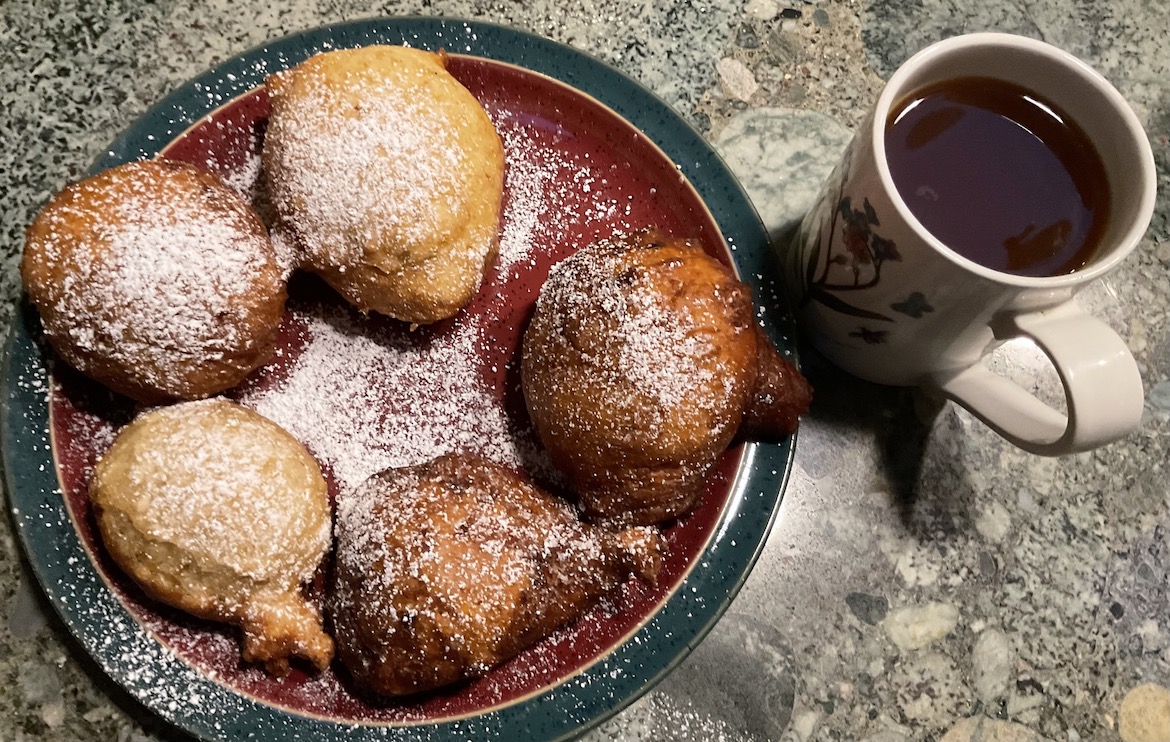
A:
[1, 1, 1168, 741]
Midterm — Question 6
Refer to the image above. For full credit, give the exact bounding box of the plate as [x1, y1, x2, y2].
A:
[2, 17, 799, 742]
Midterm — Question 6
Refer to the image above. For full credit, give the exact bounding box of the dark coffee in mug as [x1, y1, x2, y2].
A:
[885, 76, 1110, 277]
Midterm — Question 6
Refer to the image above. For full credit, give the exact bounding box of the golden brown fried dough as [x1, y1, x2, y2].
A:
[263, 46, 505, 324]
[89, 398, 333, 676]
[330, 453, 662, 697]
[521, 230, 812, 526]
[20, 159, 286, 404]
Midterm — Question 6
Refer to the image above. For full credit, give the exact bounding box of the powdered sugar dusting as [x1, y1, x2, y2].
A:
[29, 52, 744, 731]
[330, 455, 660, 695]
[241, 308, 533, 494]
[488, 106, 626, 277]
[25, 161, 281, 396]
[263, 51, 489, 271]
[212, 146, 262, 201]
[98, 399, 330, 581]
[537, 239, 719, 414]
[81, 217, 260, 361]
[495, 125, 551, 271]
[484, 105, 631, 282]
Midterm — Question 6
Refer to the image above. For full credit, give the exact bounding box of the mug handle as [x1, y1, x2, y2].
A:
[926, 301, 1144, 455]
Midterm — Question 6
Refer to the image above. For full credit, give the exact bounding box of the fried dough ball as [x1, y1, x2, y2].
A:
[330, 453, 663, 697]
[263, 46, 505, 324]
[21, 159, 286, 404]
[89, 398, 334, 676]
[522, 230, 812, 526]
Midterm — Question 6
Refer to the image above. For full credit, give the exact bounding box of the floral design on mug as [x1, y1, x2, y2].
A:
[849, 327, 889, 344]
[803, 194, 901, 322]
[890, 292, 934, 318]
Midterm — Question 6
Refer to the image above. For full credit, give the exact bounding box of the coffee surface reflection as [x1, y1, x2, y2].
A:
[885, 76, 1110, 277]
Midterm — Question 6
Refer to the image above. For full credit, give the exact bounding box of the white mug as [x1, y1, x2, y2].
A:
[786, 33, 1156, 455]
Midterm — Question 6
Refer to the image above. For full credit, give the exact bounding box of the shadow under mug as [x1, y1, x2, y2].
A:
[786, 32, 1157, 455]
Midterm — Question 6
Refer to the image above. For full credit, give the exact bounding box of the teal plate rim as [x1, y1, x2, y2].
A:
[2, 16, 800, 742]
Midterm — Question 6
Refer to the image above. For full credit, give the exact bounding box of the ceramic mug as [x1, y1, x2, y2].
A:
[786, 33, 1156, 455]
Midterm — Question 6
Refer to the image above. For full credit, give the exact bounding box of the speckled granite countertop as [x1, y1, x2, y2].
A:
[2, 1, 1168, 741]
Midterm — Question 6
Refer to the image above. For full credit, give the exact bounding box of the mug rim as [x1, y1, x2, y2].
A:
[870, 31, 1157, 289]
